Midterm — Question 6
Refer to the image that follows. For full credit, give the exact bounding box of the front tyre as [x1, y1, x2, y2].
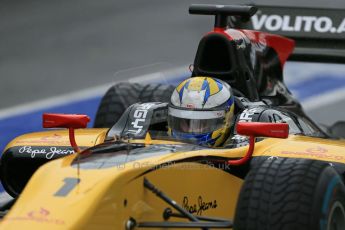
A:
[234, 158, 345, 230]
[94, 83, 174, 128]
[93, 82, 143, 128]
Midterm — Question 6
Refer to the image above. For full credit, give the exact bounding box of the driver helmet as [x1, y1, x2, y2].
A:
[168, 76, 235, 147]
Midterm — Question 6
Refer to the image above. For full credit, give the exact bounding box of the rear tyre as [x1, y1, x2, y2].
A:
[93, 83, 174, 128]
[234, 158, 345, 230]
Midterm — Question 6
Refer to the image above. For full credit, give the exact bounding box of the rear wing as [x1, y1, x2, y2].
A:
[237, 6, 345, 63]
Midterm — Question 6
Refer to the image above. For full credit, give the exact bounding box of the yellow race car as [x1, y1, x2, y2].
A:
[0, 100, 344, 230]
[1, 4, 345, 230]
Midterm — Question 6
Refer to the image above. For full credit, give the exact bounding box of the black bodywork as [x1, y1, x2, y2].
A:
[192, 19, 306, 116]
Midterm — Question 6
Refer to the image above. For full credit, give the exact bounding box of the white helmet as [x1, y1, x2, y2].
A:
[168, 76, 235, 147]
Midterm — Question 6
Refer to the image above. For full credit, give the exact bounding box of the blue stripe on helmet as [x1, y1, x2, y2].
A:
[215, 79, 223, 91]
[203, 79, 210, 105]
[226, 96, 234, 107]
[201, 78, 208, 90]
[179, 80, 190, 103]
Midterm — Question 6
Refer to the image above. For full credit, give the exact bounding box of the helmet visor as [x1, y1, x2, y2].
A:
[168, 107, 225, 134]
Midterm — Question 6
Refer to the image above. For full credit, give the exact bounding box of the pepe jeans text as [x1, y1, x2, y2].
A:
[19, 146, 74, 159]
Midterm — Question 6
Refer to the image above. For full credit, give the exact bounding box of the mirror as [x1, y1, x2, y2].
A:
[42, 113, 90, 152]
[236, 122, 289, 138]
[228, 122, 289, 166]
[43, 113, 90, 129]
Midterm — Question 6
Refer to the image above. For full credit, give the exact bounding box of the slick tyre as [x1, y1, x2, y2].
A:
[139, 84, 175, 104]
[94, 83, 174, 128]
[94, 82, 143, 128]
[234, 158, 345, 230]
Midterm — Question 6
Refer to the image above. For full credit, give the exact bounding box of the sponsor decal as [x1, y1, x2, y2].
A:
[252, 13, 345, 34]
[127, 103, 155, 135]
[239, 108, 258, 122]
[182, 196, 217, 215]
[248, 7, 345, 37]
[19, 146, 74, 159]
[280, 146, 345, 161]
[4, 207, 65, 225]
[186, 103, 195, 108]
[27, 208, 50, 219]
[15, 134, 70, 145]
[40, 134, 62, 141]
[306, 146, 328, 154]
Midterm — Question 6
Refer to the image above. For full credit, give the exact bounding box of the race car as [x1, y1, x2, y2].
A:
[0, 4, 345, 230]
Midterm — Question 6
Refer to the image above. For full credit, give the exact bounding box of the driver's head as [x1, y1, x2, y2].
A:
[168, 77, 235, 147]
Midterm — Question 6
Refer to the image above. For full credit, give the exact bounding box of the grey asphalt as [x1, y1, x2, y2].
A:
[0, 0, 211, 108]
[0, 0, 344, 125]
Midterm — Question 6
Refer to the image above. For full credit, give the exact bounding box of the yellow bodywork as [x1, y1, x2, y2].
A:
[3, 128, 109, 151]
[1, 129, 345, 229]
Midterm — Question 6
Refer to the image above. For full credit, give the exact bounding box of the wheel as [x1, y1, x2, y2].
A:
[234, 158, 345, 230]
[93, 82, 174, 128]
[139, 84, 175, 103]
[93, 82, 143, 128]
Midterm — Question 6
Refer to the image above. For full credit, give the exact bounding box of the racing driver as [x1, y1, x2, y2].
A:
[167, 76, 307, 147]
[167, 76, 235, 147]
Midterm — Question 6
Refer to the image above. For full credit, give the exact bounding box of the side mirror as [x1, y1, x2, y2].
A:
[43, 113, 90, 129]
[228, 122, 289, 166]
[236, 122, 289, 138]
[43, 113, 90, 152]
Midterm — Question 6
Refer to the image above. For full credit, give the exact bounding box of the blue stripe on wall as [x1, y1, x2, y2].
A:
[0, 97, 102, 154]
[289, 75, 345, 99]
